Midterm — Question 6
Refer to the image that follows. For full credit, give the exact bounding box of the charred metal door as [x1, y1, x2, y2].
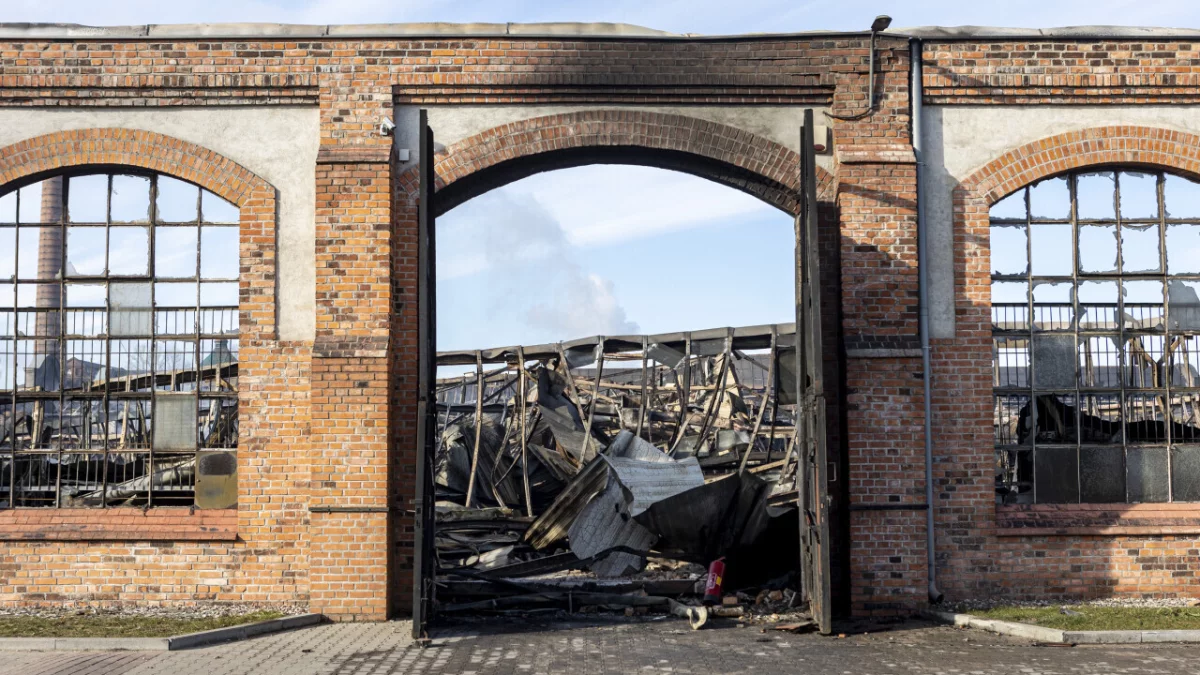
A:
[796, 109, 832, 635]
[412, 111, 438, 640]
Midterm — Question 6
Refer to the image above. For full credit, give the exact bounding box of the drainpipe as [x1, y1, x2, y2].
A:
[911, 38, 944, 605]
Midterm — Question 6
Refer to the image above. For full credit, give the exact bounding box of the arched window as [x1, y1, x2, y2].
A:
[992, 169, 1200, 504]
[0, 172, 239, 508]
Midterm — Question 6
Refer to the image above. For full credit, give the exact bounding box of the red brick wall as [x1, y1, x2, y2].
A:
[3, 29, 1199, 621]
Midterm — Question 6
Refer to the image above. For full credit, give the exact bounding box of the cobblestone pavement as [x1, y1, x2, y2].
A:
[4, 616, 1200, 675]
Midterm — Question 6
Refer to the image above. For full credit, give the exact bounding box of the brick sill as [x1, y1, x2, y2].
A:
[0, 508, 237, 541]
[996, 503, 1200, 537]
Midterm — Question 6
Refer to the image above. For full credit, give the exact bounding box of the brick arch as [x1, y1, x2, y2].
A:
[960, 125, 1200, 207]
[413, 110, 834, 216]
[0, 128, 278, 340]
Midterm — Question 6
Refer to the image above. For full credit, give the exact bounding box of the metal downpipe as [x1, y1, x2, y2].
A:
[911, 38, 944, 605]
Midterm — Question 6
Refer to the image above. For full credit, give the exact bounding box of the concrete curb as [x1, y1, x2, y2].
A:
[0, 613, 323, 651]
[923, 609, 1200, 644]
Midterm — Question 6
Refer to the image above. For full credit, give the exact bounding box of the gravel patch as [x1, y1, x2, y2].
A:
[0, 602, 308, 620]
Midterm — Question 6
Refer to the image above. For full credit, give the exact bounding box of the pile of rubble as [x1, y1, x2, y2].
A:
[431, 325, 804, 626]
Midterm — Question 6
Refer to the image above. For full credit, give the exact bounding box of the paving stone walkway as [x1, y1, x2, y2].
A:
[3, 616, 1200, 675]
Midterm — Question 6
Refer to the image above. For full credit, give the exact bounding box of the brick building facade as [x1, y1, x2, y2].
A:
[0, 21, 1198, 621]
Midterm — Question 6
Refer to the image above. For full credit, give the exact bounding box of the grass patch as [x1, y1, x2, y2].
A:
[0, 610, 285, 638]
[971, 606, 1200, 631]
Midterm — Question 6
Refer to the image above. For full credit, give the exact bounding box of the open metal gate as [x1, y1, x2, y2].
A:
[796, 109, 832, 635]
[412, 110, 438, 640]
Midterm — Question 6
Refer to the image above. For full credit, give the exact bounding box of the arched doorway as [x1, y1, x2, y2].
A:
[409, 110, 838, 636]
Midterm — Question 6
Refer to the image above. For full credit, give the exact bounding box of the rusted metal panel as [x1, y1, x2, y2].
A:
[195, 450, 236, 509]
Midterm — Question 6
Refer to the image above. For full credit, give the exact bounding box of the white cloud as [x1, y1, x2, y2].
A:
[526, 271, 638, 337]
[437, 186, 639, 341]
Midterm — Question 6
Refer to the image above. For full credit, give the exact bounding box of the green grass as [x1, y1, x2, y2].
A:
[0, 610, 285, 638]
[971, 606, 1200, 631]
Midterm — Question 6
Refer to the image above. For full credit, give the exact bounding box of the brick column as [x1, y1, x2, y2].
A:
[310, 144, 395, 621]
[830, 37, 930, 616]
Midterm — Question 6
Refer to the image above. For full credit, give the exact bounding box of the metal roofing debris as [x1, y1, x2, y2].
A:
[431, 325, 803, 615]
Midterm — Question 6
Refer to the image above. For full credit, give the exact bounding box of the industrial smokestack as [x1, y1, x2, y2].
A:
[34, 176, 63, 390]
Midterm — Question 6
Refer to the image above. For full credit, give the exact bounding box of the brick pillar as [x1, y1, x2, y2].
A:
[309, 145, 395, 621]
[830, 37, 930, 616]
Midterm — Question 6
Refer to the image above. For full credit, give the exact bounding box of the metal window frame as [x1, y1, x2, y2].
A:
[992, 168, 1200, 504]
[0, 169, 239, 509]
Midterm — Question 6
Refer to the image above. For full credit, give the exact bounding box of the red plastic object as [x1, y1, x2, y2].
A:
[703, 557, 726, 606]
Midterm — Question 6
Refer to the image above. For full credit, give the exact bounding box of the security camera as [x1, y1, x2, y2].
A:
[378, 117, 396, 137]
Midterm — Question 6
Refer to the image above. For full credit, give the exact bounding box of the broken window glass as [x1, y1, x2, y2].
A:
[199, 340, 237, 392]
[154, 340, 197, 390]
[1164, 173, 1200, 219]
[1168, 280, 1200, 331]
[66, 226, 106, 277]
[155, 226, 198, 278]
[152, 453, 196, 506]
[991, 281, 1028, 331]
[1029, 176, 1070, 220]
[1076, 172, 1117, 220]
[109, 401, 152, 450]
[1171, 336, 1200, 388]
[993, 337, 1028, 388]
[1124, 336, 1166, 389]
[156, 176, 199, 222]
[65, 284, 105, 337]
[1120, 224, 1161, 273]
[1126, 394, 1169, 444]
[1078, 224, 1117, 274]
[109, 175, 151, 223]
[1165, 224, 1200, 274]
[201, 191, 239, 224]
[1119, 172, 1159, 220]
[994, 394, 1030, 445]
[1078, 280, 1118, 330]
[199, 398, 237, 446]
[1030, 224, 1073, 276]
[990, 189, 1027, 220]
[990, 224, 1027, 275]
[18, 226, 61, 280]
[67, 175, 107, 223]
[1077, 395, 1122, 443]
[1123, 280, 1165, 331]
[200, 227, 238, 280]
[1078, 336, 1121, 388]
[1032, 282, 1072, 331]
[108, 226, 149, 276]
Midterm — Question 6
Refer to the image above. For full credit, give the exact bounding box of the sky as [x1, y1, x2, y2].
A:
[9, 1, 1200, 352]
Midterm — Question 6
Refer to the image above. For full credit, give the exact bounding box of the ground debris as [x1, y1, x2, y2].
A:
[431, 326, 802, 614]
